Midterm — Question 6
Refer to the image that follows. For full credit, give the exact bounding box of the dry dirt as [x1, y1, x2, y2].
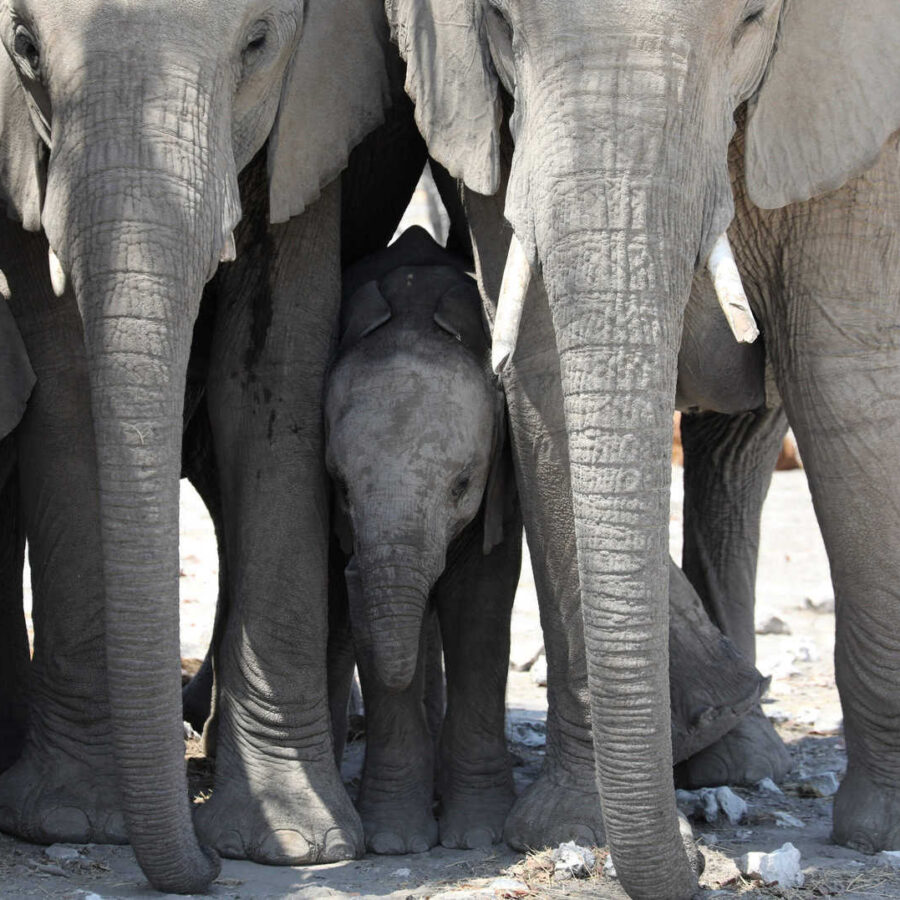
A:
[6, 463, 900, 898]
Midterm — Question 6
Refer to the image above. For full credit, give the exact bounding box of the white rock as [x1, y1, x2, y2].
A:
[183, 720, 200, 741]
[603, 855, 617, 878]
[773, 811, 806, 828]
[391, 868, 411, 878]
[530, 654, 548, 687]
[552, 841, 596, 879]
[716, 787, 748, 825]
[45, 845, 82, 861]
[881, 850, 900, 868]
[797, 772, 840, 798]
[738, 842, 804, 888]
[804, 597, 835, 614]
[792, 644, 819, 664]
[756, 778, 783, 796]
[756, 616, 791, 636]
[489, 877, 530, 896]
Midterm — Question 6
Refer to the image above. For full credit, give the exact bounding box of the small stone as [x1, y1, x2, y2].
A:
[530, 655, 547, 687]
[797, 772, 840, 798]
[738, 842, 804, 888]
[792, 644, 819, 664]
[881, 850, 900, 868]
[183, 720, 200, 741]
[756, 616, 792, 636]
[45, 845, 82, 861]
[773, 811, 806, 828]
[489, 877, 530, 896]
[552, 841, 596, 879]
[804, 597, 835, 614]
[715, 787, 748, 825]
[756, 778, 784, 796]
[391, 868, 412, 878]
[603, 855, 617, 878]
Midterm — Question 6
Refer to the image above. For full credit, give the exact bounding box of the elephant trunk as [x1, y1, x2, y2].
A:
[514, 40, 715, 899]
[39, 69, 237, 893]
[347, 544, 443, 692]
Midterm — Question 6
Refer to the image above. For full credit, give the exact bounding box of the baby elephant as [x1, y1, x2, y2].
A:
[325, 226, 521, 853]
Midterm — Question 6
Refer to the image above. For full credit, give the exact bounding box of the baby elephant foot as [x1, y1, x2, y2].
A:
[358, 776, 437, 855]
[0, 744, 126, 844]
[194, 756, 363, 864]
[439, 779, 515, 849]
[503, 764, 605, 852]
[833, 766, 900, 853]
[676, 707, 792, 789]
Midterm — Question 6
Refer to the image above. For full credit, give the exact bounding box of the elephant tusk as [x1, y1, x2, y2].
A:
[492, 232, 532, 374]
[48, 246, 67, 298]
[707, 233, 759, 344]
[219, 231, 237, 263]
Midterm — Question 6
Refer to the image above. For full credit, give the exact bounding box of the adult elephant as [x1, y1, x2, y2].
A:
[387, 1, 900, 896]
[0, 0, 424, 893]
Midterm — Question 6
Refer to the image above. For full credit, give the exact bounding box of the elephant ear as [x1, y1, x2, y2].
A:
[433, 277, 489, 357]
[338, 280, 393, 353]
[386, 0, 502, 196]
[0, 294, 35, 440]
[0, 51, 44, 231]
[267, 0, 392, 223]
[482, 394, 510, 555]
[745, 0, 900, 208]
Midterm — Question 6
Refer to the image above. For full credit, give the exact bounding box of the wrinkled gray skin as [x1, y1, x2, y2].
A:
[390, 1, 900, 895]
[0, 0, 427, 893]
[326, 226, 522, 854]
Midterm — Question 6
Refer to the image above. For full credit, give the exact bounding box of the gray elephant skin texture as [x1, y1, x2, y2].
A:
[387, 1, 900, 897]
[0, 0, 427, 893]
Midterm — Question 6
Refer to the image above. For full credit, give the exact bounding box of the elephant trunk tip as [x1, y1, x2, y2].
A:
[141, 843, 220, 895]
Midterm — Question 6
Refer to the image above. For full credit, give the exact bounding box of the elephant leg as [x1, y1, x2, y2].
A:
[0, 227, 123, 844]
[327, 535, 355, 767]
[351, 592, 437, 855]
[434, 516, 520, 850]
[677, 407, 792, 788]
[194, 177, 363, 864]
[0, 440, 28, 774]
[466, 187, 605, 850]
[764, 151, 900, 853]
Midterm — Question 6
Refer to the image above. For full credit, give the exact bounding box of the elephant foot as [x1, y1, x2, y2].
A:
[675, 707, 792, 789]
[0, 744, 126, 844]
[833, 765, 900, 853]
[357, 775, 437, 855]
[503, 764, 605, 851]
[438, 779, 515, 849]
[194, 756, 363, 864]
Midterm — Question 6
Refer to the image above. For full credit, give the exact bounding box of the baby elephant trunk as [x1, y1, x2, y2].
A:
[346, 545, 444, 692]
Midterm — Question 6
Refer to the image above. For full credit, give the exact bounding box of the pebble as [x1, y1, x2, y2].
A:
[715, 787, 748, 825]
[756, 616, 791, 636]
[603, 855, 617, 878]
[804, 597, 835, 614]
[489, 877, 530, 896]
[773, 811, 806, 828]
[738, 842, 804, 888]
[792, 643, 820, 664]
[675, 787, 746, 824]
[183, 720, 200, 741]
[756, 778, 784, 796]
[45, 844, 82, 862]
[529, 655, 547, 687]
[797, 772, 840, 798]
[552, 841, 596, 879]
[881, 850, 900, 868]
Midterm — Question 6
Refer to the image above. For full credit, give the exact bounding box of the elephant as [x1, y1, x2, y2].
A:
[385, 1, 900, 896]
[0, 0, 429, 892]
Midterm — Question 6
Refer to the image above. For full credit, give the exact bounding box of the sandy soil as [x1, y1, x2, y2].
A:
[6, 464, 900, 898]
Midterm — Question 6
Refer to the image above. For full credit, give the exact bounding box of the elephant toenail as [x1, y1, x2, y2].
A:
[214, 829, 246, 859]
[259, 829, 311, 863]
[369, 831, 404, 855]
[103, 811, 128, 844]
[322, 828, 359, 862]
[40, 806, 90, 841]
[407, 834, 432, 854]
[462, 827, 494, 849]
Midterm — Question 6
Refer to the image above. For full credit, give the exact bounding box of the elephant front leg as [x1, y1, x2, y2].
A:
[0, 229, 124, 844]
[195, 180, 363, 865]
[434, 519, 519, 850]
[677, 407, 792, 788]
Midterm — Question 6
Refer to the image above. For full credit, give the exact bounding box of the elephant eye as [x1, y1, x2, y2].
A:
[242, 21, 269, 63]
[14, 25, 40, 75]
[734, 0, 766, 41]
[451, 475, 471, 501]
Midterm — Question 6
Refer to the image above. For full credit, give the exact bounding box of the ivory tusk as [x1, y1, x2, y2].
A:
[492, 232, 532, 374]
[219, 231, 237, 263]
[48, 246, 67, 298]
[707, 233, 759, 344]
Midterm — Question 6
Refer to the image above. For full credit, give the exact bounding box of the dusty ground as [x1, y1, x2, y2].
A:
[7, 463, 900, 898]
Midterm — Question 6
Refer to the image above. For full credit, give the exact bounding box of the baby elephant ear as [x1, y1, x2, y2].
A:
[0, 294, 35, 440]
[433, 278, 489, 357]
[339, 280, 392, 353]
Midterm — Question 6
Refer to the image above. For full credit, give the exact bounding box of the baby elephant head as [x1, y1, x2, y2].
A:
[326, 230, 507, 691]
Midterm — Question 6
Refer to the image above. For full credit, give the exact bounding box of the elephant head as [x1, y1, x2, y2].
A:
[0, 0, 392, 891]
[326, 227, 506, 691]
[385, 1, 900, 896]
